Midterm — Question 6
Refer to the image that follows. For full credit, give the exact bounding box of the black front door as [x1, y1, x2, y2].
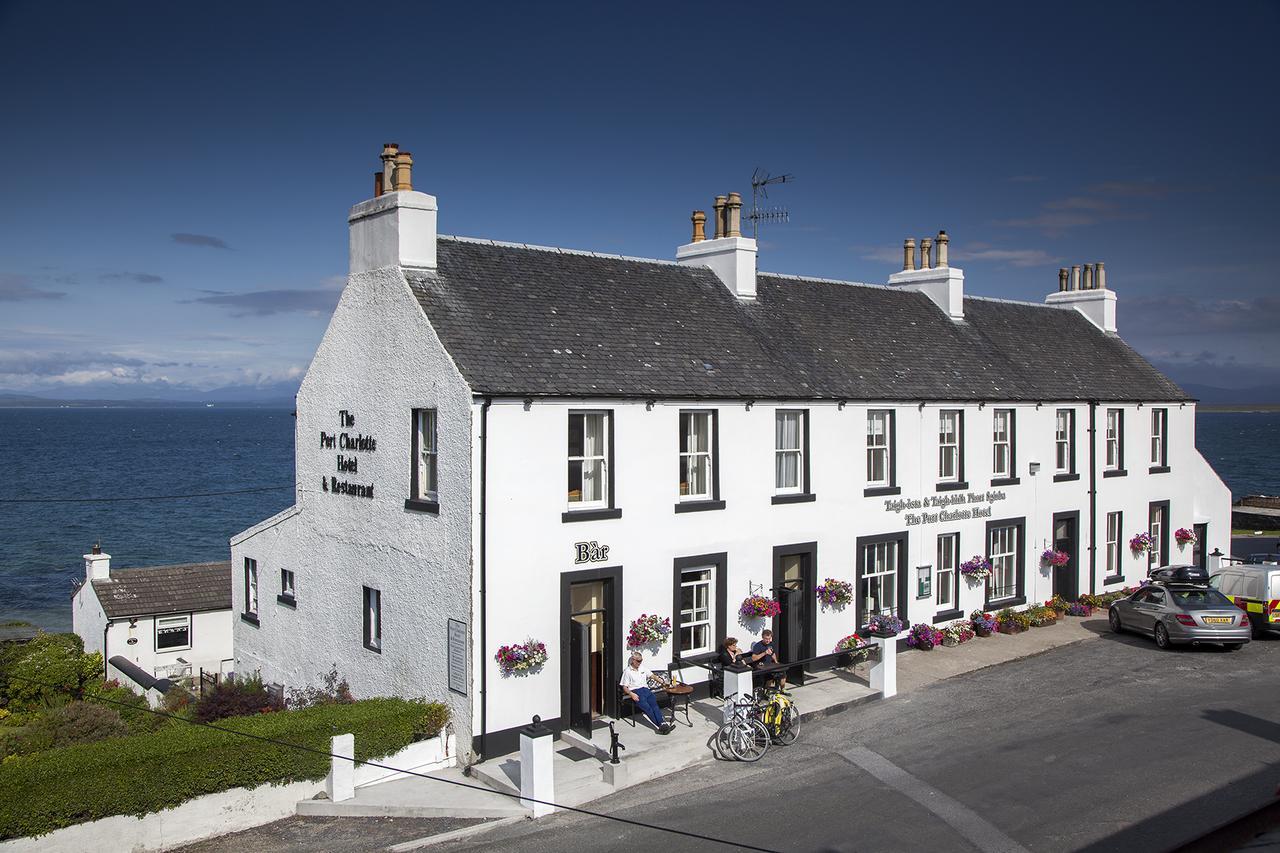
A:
[1193, 523, 1208, 570]
[568, 579, 610, 734]
[773, 543, 816, 684]
[1052, 512, 1079, 600]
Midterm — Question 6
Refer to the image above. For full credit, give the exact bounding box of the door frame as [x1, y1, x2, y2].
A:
[1052, 510, 1081, 601]
[560, 565, 624, 727]
[771, 542, 817, 665]
[855, 531, 909, 630]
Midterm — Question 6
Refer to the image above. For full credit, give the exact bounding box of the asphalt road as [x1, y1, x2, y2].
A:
[440, 626, 1280, 853]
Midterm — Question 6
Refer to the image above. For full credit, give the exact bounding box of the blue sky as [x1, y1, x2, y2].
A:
[1, 1, 1277, 400]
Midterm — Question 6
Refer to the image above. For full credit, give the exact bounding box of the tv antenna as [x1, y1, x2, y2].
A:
[748, 168, 794, 239]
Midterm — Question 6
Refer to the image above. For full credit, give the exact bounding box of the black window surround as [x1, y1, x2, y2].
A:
[670, 553, 728, 660]
[1149, 407, 1169, 474]
[855, 530, 909, 629]
[864, 410, 899, 498]
[990, 408, 1019, 487]
[1149, 499, 1170, 569]
[936, 409, 968, 492]
[1104, 407, 1126, 477]
[363, 585, 382, 654]
[563, 409, 619, 523]
[676, 409, 724, 513]
[983, 516, 1027, 609]
[242, 557, 258, 623]
[1054, 408, 1077, 480]
[932, 532, 963, 624]
[408, 408, 440, 514]
[773, 408, 814, 504]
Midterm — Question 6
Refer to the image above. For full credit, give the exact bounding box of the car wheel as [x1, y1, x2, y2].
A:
[1108, 609, 1123, 633]
[1154, 623, 1172, 649]
[1224, 643, 1244, 651]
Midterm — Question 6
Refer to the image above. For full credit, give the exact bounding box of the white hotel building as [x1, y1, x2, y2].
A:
[232, 146, 1230, 760]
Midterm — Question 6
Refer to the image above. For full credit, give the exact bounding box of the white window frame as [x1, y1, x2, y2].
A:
[867, 410, 892, 487]
[678, 566, 713, 655]
[567, 410, 610, 509]
[862, 540, 899, 618]
[938, 410, 960, 482]
[1055, 409, 1073, 473]
[1151, 408, 1166, 467]
[989, 525, 1018, 602]
[679, 411, 713, 501]
[1106, 511, 1122, 577]
[936, 533, 959, 611]
[992, 410, 1012, 478]
[1105, 409, 1122, 470]
[155, 613, 192, 652]
[244, 557, 258, 617]
[281, 568, 295, 600]
[363, 586, 382, 652]
[415, 408, 438, 502]
[1149, 505, 1165, 567]
[774, 410, 805, 494]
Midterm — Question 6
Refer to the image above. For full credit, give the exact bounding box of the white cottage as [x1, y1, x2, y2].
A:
[231, 146, 1231, 760]
[72, 545, 233, 702]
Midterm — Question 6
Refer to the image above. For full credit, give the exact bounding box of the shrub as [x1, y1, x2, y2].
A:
[84, 680, 170, 735]
[160, 683, 195, 717]
[1, 634, 103, 713]
[287, 665, 355, 710]
[0, 697, 429, 840]
[193, 672, 282, 723]
[412, 701, 450, 741]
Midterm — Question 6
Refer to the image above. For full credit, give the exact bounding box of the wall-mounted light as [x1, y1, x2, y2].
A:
[745, 400, 755, 411]
[838, 400, 847, 411]
[645, 400, 656, 411]
[918, 401, 925, 411]
[1029, 461, 1041, 475]
[1137, 402, 1144, 409]
[522, 398, 532, 411]
[1036, 402, 1043, 410]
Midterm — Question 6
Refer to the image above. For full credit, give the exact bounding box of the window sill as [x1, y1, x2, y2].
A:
[276, 594, 297, 609]
[1103, 575, 1126, 586]
[990, 477, 1020, 487]
[932, 608, 964, 625]
[935, 481, 969, 492]
[1052, 472, 1080, 482]
[863, 486, 901, 498]
[1102, 468, 1128, 478]
[771, 493, 816, 505]
[1148, 465, 1170, 475]
[675, 499, 726, 513]
[404, 497, 440, 514]
[562, 507, 623, 523]
[363, 642, 382, 655]
[986, 595, 1026, 609]
[240, 613, 260, 627]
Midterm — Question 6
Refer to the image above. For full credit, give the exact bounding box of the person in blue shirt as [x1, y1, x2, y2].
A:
[750, 629, 788, 690]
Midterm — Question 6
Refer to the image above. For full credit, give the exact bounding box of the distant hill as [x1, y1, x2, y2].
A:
[1181, 383, 1280, 405]
[0, 392, 292, 409]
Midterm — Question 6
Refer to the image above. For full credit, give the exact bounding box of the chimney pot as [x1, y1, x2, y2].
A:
[691, 210, 706, 243]
[1058, 268, 1069, 292]
[393, 151, 413, 191]
[1083, 264, 1094, 290]
[903, 238, 916, 271]
[92, 541, 101, 555]
[1070, 265, 1081, 290]
[935, 230, 949, 268]
[712, 196, 727, 239]
[1096, 261, 1106, 289]
[920, 237, 933, 270]
[380, 143, 399, 196]
[373, 171, 384, 198]
[726, 192, 742, 238]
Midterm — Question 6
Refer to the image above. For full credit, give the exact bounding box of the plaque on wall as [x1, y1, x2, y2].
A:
[447, 618, 467, 696]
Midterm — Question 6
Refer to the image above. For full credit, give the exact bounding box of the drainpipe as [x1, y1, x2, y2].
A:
[478, 396, 492, 760]
[103, 621, 110, 679]
[1088, 402, 1098, 595]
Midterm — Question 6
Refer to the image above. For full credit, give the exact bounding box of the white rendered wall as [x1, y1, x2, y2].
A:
[232, 264, 474, 757]
[104, 610, 233, 693]
[478, 396, 1229, 737]
[71, 582, 107, 662]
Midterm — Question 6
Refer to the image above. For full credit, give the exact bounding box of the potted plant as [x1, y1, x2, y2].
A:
[996, 608, 1030, 635]
[960, 555, 992, 583]
[970, 611, 997, 637]
[1174, 527, 1198, 548]
[626, 614, 672, 648]
[865, 614, 904, 638]
[815, 578, 853, 609]
[1046, 595, 1069, 615]
[494, 639, 548, 675]
[1041, 549, 1070, 567]
[906, 623, 944, 650]
[941, 622, 975, 647]
[1066, 601, 1093, 617]
[1129, 531, 1155, 555]
[1027, 605, 1057, 627]
[834, 633, 872, 666]
[739, 594, 782, 619]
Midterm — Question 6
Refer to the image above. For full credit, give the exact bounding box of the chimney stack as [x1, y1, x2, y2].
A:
[84, 543, 111, 581]
[373, 171, 384, 198]
[1046, 260, 1116, 332]
[677, 191, 757, 300]
[888, 229, 964, 320]
[1095, 261, 1106, 289]
[1058, 268, 1069, 292]
[349, 143, 438, 273]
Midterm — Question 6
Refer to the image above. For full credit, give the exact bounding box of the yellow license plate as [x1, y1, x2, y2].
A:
[1202, 617, 1232, 624]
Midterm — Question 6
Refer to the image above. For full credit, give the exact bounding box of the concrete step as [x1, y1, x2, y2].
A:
[296, 766, 529, 819]
[469, 755, 521, 798]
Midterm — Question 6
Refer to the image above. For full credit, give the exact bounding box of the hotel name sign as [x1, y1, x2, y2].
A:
[884, 490, 1007, 527]
[320, 409, 377, 498]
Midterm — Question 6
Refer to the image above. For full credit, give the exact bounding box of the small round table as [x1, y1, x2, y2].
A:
[665, 683, 694, 728]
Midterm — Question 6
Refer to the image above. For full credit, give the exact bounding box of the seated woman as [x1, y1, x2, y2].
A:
[717, 636, 747, 668]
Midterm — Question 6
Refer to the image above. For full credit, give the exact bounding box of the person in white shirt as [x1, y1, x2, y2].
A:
[619, 651, 670, 733]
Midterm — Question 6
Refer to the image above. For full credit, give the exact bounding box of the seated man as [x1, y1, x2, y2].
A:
[619, 652, 672, 734]
[750, 629, 788, 690]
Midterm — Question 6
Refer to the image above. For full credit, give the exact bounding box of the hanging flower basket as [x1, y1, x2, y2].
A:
[815, 578, 853, 608]
[1174, 527, 1198, 547]
[960, 555, 992, 582]
[739, 594, 781, 619]
[864, 614, 904, 638]
[495, 639, 548, 675]
[626, 614, 672, 648]
[1129, 532, 1155, 554]
[1041, 549, 1070, 567]
[906, 623, 944, 651]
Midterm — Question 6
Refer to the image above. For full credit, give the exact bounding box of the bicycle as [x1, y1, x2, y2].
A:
[753, 685, 800, 746]
[715, 696, 771, 762]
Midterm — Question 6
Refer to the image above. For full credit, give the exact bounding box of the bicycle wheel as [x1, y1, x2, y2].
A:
[714, 721, 738, 759]
[774, 702, 800, 746]
[729, 718, 771, 762]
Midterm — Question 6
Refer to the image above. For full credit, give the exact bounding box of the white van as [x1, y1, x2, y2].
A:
[1210, 565, 1280, 635]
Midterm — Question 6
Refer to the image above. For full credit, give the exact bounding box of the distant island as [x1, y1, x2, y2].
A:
[0, 393, 292, 409]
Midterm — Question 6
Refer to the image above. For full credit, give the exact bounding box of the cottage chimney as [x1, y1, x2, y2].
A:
[373, 171, 384, 198]
[1058, 268, 1069, 292]
[1046, 260, 1116, 332]
[84, 543, 110, 581]
[349, 144, 438, 273]
[888, 229, 964, 321]
[691, 210, 706, 243]
[677, 191, 757, 299]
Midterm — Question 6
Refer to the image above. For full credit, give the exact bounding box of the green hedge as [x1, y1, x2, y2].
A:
[0, 697, 443, 840]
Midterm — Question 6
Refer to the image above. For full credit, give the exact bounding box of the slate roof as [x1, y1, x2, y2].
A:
[406, 237, 1189, 402]
[90, 561, 231, 619]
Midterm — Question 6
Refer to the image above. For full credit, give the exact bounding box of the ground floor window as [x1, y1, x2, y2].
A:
[1106, 511, 1122, 577]
[363, 586, 382, 652]
[936, 533, 959, 611]
[988, 524, 1019, 602]
[155, 614, 191, 650]
[860, 539, 900, 619]
[679, 567, 713, 654]
[1149, 502, 1168, 568]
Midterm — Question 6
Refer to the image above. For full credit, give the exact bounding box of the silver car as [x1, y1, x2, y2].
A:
[1108, 584, 1251, 650]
